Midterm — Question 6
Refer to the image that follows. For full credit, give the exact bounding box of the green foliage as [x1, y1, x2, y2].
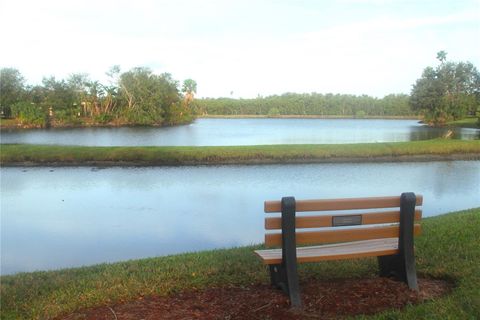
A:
[410, 52, 480, 126]
[182, 79, 197, 94]
[41, 76, 77, 110]
[192, 93, 413, 117]
[123, 108, 163, 125]
[355, 110, 366, 118]
[93, 113, 113, 124]
[0, 67, 195, 127]
[267, 107, 280, 116]
[10, 102, 47, 127]
[447, 117, 480, 129]
[118, 67, 192, 125]
[0, 68, 25, 108]
[163, 103, 192, 125]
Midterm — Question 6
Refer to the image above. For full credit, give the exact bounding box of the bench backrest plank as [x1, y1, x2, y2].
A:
[265, 224, 421, 247]
[264, 195, 423, 248]
[264, 195, 423, 213]
[265, 209, 422, 230]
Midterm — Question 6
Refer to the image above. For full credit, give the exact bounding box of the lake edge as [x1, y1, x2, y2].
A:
[2, 153, 480, 167]
[1, 140, 480, 167]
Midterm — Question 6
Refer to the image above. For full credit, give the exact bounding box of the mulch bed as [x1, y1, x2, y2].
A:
[60, 277, 451, 320]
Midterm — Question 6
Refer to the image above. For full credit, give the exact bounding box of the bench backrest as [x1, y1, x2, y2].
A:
[264, 194, 423, 248]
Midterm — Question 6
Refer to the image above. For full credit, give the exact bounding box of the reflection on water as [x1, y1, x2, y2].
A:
[1, 118, 479, 146]
[1, 161, 479, 275]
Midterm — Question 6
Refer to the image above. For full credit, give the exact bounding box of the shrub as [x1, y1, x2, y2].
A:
[10, 102, 46, 127]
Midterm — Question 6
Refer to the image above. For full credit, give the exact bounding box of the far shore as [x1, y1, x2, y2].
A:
[2, 115, 479, 130]
[198, 114, 422, 120]
[0, 115, 422, 130]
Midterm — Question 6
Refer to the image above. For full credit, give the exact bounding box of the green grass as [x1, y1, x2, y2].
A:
[0, 118, 19, 127]
[447, 117, 479, 129]
[1, 139, 479, 166]
[1, 208, 479, 319]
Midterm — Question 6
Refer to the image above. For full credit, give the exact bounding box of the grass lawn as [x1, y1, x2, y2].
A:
[1, 208, 479, 319]
[447, 117, 480, 129]
[1, 139, 479, 166]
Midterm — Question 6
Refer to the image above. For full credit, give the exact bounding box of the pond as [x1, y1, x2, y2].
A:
[1, 118, 479, 146]
[1, 161, 479, 275]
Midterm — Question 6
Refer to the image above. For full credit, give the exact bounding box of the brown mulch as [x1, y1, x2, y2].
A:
[60, 277, 451, 320]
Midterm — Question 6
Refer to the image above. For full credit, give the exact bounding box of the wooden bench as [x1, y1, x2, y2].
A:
[254, 192, 423, 308]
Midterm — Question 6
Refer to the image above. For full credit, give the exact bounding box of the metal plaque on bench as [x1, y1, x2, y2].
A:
[332, 215, 362, 227]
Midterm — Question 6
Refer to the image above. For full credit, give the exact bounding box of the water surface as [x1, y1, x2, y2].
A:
[1, 161, 479, 275]
[1, 118, 478, 146]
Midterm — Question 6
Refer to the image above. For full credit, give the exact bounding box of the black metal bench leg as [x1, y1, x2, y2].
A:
[378, 192, 418, 290]
[269, 264, 287, 291]
[281, 197, 302, 308]
[284, 258, 302, 308]
[269, 263, 301, 307]
[378, 254, 402, 277]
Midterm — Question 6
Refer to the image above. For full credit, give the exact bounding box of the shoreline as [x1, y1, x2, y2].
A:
[0, 120, 193, 131]
[0, 115, 422, 130]
[198, 114, 422, 120]
[1, 208, 479, 319]
[1, 140, 479, 167]
[2, 153, 480, 167]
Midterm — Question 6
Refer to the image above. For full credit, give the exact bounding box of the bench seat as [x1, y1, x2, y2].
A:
[255, 237, 399, 264]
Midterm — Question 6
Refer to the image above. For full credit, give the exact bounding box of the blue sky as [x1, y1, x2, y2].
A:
[1, 0, 479, 98]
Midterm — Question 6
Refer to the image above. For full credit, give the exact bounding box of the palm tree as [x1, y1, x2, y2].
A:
[436, 50, 447, 64]
[182, 79, 197, 106]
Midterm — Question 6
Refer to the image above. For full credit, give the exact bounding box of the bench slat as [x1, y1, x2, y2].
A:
[255, 238, 399, 264]
[265, 210, 422, 230]
[265, 224, 421, 247]
[264, 195, 423, 213]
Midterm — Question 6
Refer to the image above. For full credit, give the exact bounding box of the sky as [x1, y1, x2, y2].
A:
[1, 0, 479, 98]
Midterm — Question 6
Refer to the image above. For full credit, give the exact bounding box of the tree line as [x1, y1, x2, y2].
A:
[0, 66, 197, 127]
[1, 52, 478, 128]
[194, 52, 479, 125]
[191, 93, 412, 118]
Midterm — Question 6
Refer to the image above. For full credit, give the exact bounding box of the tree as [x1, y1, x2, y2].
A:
[42, 76, 77, 109]
[410, 52, 480, 125]
[67, 73, 90, 115]
[0, 68, 25, 117]
[118, 67, 184, 125]
[182, 79, 197, 106]
[436, 50, 447, 64]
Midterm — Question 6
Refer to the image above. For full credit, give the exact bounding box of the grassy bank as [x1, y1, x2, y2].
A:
[1, 208, 479, 319]
[1, 139, 479, 166]
[447, 117, 480, 129]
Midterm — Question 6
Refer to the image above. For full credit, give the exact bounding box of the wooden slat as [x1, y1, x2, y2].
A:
[264, 195, 423, 213]
[265, 210, 422, 230]
[255, 238, 399, 264]
[265, 224, 421, 247]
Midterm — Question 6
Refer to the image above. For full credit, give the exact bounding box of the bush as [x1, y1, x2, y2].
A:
[10, 102, 46, 127]
[0, 105, 12, 118]
[355, 110, 366, 118]
[124, 109, 163, 125]
[267, 107, 280, 117]
[52, 109, 85, 126]
[94, 113, 113, 124]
